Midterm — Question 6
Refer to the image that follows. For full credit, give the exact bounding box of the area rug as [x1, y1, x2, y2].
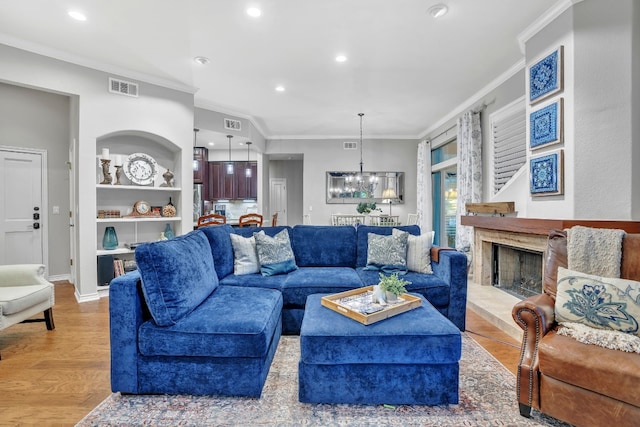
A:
[77, 334, 570, 426]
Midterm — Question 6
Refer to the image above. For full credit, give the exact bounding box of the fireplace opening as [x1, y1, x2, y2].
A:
[492, 244, 543, 299]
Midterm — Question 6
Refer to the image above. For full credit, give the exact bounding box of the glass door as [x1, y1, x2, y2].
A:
[432, 167, 457, 247]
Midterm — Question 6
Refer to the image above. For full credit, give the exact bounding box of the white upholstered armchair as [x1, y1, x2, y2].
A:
[0, 264, 55, 360]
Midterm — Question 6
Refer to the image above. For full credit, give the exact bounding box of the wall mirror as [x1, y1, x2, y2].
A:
[326, 171, 404, 204]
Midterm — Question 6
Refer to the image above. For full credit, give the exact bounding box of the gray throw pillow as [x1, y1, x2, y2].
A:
[254, 229, 297, 276]
[366, 232, 408, 270]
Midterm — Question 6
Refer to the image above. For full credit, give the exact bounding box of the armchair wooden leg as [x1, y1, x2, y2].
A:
[519, 403, 532, 418]
[44, 308, 55, 330]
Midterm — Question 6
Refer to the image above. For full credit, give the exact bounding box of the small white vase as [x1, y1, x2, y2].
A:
[372, 285, 386, 304]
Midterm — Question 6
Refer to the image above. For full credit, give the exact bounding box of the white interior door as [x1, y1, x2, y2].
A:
[0, 148, 45, 265]
[269, 178, 287, 226]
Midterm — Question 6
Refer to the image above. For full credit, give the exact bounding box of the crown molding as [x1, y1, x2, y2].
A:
[517, 0, 584, 54]
[418, 58, 526, 140]
[0, 34, 197, 94]
[267, 134, 418, 141]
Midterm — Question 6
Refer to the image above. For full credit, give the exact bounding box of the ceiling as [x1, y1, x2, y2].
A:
[0, 0, 559, 141]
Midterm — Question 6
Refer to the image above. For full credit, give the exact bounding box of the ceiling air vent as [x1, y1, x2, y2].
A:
[108, 77, 139, 97]
[343, 142, 357, 150]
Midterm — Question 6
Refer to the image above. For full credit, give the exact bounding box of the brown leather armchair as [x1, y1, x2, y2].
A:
[512, 229, 640, 427]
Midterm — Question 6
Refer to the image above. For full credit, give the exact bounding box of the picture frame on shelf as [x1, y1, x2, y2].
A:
[530, 98, 563, 150]
[529, 46, 563, 104]
[530, 149, 564, 196]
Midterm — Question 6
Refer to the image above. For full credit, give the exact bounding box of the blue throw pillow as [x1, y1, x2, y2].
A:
[364, 232, 408, 273]
[135, 230, 218, 326]
[254, 229, 298, 276]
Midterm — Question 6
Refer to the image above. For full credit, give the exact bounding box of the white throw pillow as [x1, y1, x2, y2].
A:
[392, 229, 434, 274]
[229, 233, 260, 275]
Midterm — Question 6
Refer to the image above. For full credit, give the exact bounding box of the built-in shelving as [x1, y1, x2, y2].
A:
[95, 131, 183, 291]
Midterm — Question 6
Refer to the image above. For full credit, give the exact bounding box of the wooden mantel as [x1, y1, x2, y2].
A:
[460, 216, 640, 235]
[462, 216, 640, 286]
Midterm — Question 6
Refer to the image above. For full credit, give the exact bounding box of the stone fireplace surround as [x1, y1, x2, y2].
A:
[460, 216, 640, 340]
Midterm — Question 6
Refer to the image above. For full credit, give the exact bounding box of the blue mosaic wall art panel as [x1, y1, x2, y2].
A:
[530, 150, 563, 196]
[529, 46, 563, 104]
[530, 99, 563, 150]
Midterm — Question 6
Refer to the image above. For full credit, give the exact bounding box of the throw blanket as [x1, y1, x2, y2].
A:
[566, 226, 625, 278]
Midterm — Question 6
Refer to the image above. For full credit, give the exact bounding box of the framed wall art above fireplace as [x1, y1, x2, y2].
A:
[529, 149, 564, 196]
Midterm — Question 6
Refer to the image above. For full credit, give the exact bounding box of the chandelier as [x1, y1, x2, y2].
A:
[354, 113, 378, 198]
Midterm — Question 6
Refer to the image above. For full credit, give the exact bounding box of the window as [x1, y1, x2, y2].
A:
[490, 97, 526, 195]
[431, 138, 457, 247]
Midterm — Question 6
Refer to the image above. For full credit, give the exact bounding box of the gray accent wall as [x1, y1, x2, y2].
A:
[0, 82, 71, 277]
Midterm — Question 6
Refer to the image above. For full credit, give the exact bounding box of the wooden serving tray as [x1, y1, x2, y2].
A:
[321, 286, 422, 325]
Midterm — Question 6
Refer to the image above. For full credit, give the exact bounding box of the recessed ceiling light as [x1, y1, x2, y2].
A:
[335, 55, 348, 63]
[275, 85, 285, 92]
[208, 142, 215, 146]
[247, 7, 262, 17]
[193, 56, 210, 65]
[68, 10, 87, 21]
[428, 4, 448, 18]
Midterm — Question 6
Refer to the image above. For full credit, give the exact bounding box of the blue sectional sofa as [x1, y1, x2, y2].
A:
[110, 224, 468, 396]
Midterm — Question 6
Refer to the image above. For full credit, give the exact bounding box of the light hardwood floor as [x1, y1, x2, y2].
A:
[0, 281, 523, 426]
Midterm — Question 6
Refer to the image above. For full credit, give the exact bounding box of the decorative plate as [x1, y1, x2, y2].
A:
[123, 153, 158, 185]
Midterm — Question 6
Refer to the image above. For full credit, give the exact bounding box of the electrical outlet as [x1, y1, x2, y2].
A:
[52, 206, 60, 214]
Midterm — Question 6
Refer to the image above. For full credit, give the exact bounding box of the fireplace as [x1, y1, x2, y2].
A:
[492, 244, 543, 299]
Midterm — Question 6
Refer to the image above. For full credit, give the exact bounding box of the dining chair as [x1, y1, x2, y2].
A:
[197, 213, 227, 228]
[271, 212, 278, 227]
[239, 213, 263, 227]
[406, 213, 419, 225]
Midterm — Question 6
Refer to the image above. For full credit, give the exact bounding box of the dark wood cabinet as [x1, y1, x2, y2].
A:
[207, 161, 257, 200]
[235, 162, 258, 200]
[193, 147, 208, 184]
[208, 162, 236, 200]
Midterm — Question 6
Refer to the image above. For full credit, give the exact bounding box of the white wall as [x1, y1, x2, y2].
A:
[0, 44, 194, 301]
[266, 138, 418, 225]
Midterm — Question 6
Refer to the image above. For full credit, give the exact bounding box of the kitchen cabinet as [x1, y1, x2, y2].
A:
[193, 147, 208, 184]
[208, 161, 257, 200]
[208, 161, 236, 200]
[236, 162, 258, 200]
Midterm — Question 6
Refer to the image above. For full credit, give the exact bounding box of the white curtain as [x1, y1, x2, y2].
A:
[455, 111, 482, 251]
[416, 140, 433, 234]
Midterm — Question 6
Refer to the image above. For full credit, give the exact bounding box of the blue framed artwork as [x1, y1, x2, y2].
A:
[530, 149, 563, 196]
[530, 98, 563, 150]
[529, 46, 563, 104]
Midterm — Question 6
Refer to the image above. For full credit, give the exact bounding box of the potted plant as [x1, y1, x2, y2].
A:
[356, 202, 380, 215]
[378, 272, 411, 303]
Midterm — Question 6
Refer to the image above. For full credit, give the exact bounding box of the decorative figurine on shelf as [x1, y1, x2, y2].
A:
[159, 232, 168, 241]
[162, 197, 176, 217]
[163, 223, 175, 239]
[160, 169, 174, 187]
[99, 148, 112, 185]
[114, 155, 123, 185]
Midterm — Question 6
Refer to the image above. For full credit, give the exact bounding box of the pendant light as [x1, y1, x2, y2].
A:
[358, 113, 364, 177]
[192, 128, 199, 171]
[226, 135, 234, 175]
[245, 141, 252, 177]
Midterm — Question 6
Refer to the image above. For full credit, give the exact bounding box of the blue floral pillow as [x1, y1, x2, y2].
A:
[555, 267, 640, 336]
[253, 229, 297, 276]
[364, 232, 408, 273]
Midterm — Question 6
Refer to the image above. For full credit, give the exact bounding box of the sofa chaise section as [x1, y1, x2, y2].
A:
[110, 231, 282, 397]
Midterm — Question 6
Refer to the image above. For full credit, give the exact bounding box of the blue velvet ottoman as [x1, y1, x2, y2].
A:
[299, 293, 461, 405]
